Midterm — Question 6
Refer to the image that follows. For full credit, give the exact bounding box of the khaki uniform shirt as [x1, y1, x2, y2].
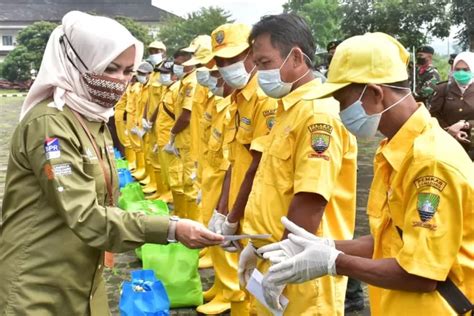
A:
[0, 101, 169, 316]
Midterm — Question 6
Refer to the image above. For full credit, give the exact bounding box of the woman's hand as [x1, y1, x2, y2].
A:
[175, 219, 224, 249]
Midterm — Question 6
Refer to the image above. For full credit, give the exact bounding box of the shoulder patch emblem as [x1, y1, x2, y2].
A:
[311, 133, 330, 154]
[185, 86, 193, 97]
[266, 116, 275, 129]
[413, 193, 439, 230]
[44, 138, 61, 160]
[414, 176, 447, 192]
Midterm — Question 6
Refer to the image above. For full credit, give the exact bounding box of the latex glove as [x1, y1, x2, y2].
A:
[142, 118, 153, 132]
[163, 138, 179, 156]
[262, 271, 286, 311]
[190, 171, 197, 182]
[208, 210, 226, 233]
[175, 219, 224, 249]
[238, 241, 259, 287]
[257, 216, 334, 263]
[266, 233, 343, 286]
[196, 190, 202, 205]
[130, 126, 139, 135]
[220, 218, 241, 252]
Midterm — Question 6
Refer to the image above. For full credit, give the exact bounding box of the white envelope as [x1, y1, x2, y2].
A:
[246, 269, 289, 316]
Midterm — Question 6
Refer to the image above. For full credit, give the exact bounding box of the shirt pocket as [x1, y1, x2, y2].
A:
[83, 162, 106, 206]
[263, 134, 292, 189]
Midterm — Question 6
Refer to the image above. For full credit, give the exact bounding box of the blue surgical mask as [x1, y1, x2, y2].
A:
[149, 53, 163, 66]
[340, 85, 411, 139]
[196, 70, 211, 87]
[136, 74, 147, 84]
[173, 64, 185, 79]
[258, 48, 311, 99]
[159, 73, 172, 86]
[218, 51, 255, 89]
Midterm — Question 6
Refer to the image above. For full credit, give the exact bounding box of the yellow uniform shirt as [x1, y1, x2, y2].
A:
[155, 81, 179, 147]
[206, 95, 231, 172]
[243, 79, 357, 246]
[174, 71, 197, 149]
[226, 74, 277, 206]
[190, 84, 210, 162]
[147, 81, 163, 120]
[366, 105, 474, 316]
[199, 92, 216, 160]
[115, 84, 131, 147]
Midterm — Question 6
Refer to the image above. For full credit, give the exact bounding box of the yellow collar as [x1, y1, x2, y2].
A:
[238, 74, 258, 101]
[377, 104, 431, 171]
[280, 79, 322, 111]
[216, 94, 232, 113]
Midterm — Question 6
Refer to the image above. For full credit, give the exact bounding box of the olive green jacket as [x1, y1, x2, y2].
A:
[0, 101, 169, 316]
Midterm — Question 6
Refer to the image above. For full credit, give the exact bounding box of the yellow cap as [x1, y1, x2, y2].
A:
[148, 40, 166, 51]
[182, 35, 213, 66]
[211, 23, 251, 58]
[308, 32, 410, 99]
[182, 35, 211, 53]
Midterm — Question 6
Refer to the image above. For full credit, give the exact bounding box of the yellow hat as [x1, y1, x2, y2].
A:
[148, 40, 166, 51]
[182, 35, 211, 53]
[308, 32, 410, 99]
[182, 35, 213, 66]
[211, 23, 251, 58]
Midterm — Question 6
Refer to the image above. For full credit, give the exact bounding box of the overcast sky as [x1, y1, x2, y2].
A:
[152, 0, 457, 55]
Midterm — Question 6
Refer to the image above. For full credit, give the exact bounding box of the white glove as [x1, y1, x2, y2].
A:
[238, 241, 259, 287]
[219, 218, 241, 252]
[175, 218, 224, 249]
[136, 128, 146, 139]
[257, 216, 334, 263]
[208, 210, 226, 233]
[196, 190, 202, 205]
[265, 233, 343, 286]
[262, 271, 286, 311]
[163, 137, 179, 156]
[190, 171, 197, 182]
[142, 118, 153, 132]
[130, 126, 139, 135]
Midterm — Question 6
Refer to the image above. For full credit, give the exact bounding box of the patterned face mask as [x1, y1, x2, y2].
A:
[82, 72, 127, 108]
[60, 34, 128, 108]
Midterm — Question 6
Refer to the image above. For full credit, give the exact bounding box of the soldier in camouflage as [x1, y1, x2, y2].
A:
[411, 45, 441, 108]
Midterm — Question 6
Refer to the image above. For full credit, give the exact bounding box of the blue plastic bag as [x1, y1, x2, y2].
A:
[118, 168, 134, 189]
[114, 147, 123, 159]
[119, 269, 170, 316]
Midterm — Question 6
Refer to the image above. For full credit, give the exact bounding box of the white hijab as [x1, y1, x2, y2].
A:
[453, 51, 474, 93]
[20, 11, 144, 122]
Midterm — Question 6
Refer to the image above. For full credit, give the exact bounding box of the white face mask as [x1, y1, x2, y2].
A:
[196, 70, 211, 87]
[136, 74, 147, 84]
[149, 53, 163, 66]
[159, 73, 173, 86]
[340, 84, 412, 139]
[257, 48, 311, 99]
[173, 64, 185, 79]
[218, 51, 255, 89]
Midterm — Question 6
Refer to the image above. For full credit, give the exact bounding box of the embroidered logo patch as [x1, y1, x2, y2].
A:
[413, 193, 439, 230]
[311, 133, 330, 154]
[44, 138, 61, 160]
[53, 163, 72, 177]
[266, 117, 275, 129]
[414, 176, 447, 192]
[215, 31, 225, 45]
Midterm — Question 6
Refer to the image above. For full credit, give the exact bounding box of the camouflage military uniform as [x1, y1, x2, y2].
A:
[413, 65, 441, 108]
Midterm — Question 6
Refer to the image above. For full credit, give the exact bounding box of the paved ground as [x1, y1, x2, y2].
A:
[0, 97, 375, 315]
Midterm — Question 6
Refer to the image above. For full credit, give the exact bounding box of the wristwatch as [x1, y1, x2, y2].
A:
[167, 216, 180, 243]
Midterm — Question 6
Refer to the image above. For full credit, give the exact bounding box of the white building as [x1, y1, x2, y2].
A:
[0, 0, 177, 62]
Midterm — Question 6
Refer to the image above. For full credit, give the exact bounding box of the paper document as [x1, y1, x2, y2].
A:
[223, 234, 271, 241]
[246, 269, 289, 316]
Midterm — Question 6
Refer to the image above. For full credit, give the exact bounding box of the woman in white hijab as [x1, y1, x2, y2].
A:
[0, 11, 223, 315]
[431, 51, 474, 160]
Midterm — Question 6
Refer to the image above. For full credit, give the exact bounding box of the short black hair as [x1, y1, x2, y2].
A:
[173, 48, 192, 59]
[249, 13, 315, 68]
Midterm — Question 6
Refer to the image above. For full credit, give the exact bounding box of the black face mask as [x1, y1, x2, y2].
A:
[416, 57, 427, 65]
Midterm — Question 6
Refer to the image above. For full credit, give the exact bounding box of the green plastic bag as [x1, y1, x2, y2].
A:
[118, 182, 145, 209]
[142, 243, 203, 308]
[119, 200, 170, 260]
[115, 158, 129, 170]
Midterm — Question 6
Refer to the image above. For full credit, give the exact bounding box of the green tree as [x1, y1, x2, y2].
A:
[340, 0, 451, 49]
[114, 16, 153, 47]
[284, 0, 343, 52]
[1, 21, 57, 82]
[451, 0, 474, 51]
[158, 6, 233, 54]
